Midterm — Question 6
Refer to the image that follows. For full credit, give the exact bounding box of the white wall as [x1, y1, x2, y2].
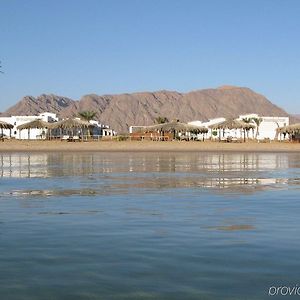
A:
[188, 115, 289, 140]
[257, 117, 289, 140]
[0, 112, 58, 140]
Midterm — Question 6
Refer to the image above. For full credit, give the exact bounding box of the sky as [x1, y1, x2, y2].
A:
[1, 0, 300, 113]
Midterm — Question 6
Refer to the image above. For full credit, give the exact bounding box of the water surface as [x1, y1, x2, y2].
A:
[0, 152, 300, 299]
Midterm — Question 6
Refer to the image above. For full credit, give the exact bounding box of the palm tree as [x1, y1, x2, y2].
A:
[242, 117, 252, 124]
[252, 117, 263, 139]
[78, 111, 97, 121]
[242, 118, 252, 139]
[78, 111, 97, 138]
[154, 116, 169, 124]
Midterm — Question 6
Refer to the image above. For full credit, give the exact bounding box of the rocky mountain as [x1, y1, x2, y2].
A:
[2, 94, 74, 116]
[1, 86, 296, 133]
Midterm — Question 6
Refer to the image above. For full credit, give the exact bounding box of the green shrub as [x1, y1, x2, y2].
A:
[117, 135, 129, 141]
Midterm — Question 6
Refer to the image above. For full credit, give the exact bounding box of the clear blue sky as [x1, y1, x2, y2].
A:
[1, 0, 300, 113]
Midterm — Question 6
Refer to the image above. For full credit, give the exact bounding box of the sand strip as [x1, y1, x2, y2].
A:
[1, 140, 300, 153]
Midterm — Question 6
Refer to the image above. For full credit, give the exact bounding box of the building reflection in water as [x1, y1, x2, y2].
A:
[0, 152, 299, 193]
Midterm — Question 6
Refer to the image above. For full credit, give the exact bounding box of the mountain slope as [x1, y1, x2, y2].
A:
[1, 86, 293, 133]
[3, 94, 74, 116]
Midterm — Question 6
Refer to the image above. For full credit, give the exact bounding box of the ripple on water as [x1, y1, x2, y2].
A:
[0, 152, 300, 300]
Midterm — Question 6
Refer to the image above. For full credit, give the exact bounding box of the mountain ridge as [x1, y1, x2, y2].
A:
[1, 86, 297, 133]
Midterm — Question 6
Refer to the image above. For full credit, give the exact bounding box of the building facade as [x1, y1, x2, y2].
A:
[0, 112, 116, 140]
[0, 112, 58, 139]
[188, 114, 289, 141]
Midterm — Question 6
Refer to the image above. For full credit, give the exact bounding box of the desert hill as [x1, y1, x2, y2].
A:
[1, 86, 296, 133]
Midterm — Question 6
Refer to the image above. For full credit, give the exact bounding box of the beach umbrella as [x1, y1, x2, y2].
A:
[187, 124, 209, 141]
[145, 121, 207, 133]
[17, 119, 50, 140]
[140, 121, 208, 140]
[50, 118, 94, 140]
[286, 123, 300, 134]
[0, 120, 13, 139]
[276, 126, 288, 139]
[187, 124, 209, 134]
[277, 123, 300, 140]
[209, 119, 254, 130]
[278, 124, 295, 134]
[50, 118, 92, 130]
[17, 119, 50, 130]
[0, 120, 14, 129]
[276, 125, 288, 141]
[209, 119, 255, 142]
[290, 123, 300, 133]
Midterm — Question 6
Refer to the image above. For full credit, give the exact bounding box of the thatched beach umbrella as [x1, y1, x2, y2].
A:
[276, 126, 287, 141]
[49, 118, 90, 129]
[50, 118, 94, 140]
[17, 119, 49, 130]
[289, 123, 300, 133]
[149, 121, 192, 132]
[0, 120, 13, 129]
[282, 123, 300, 134]
[17, 119, 50, 139]
[142, 121, 208, 139]
[0, 120, 13, 139]
[210, 119, 255, 142]
[146, 121, 207, 133]
[187, 124, 209, 134]
[210, 119, 251, 130]
[188, 124, 209, 141]
[277, 123, 300, 140]
[277, 125, 288, 135]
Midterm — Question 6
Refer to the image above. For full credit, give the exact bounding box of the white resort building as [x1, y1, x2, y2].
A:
[129, 113, 289, 141]
[0, 112, 58, 139]
[237, 114, 289, 140]
[0, 112, 116, 140]
[188, 114, 289, 141]
[89, 120, 116, 137]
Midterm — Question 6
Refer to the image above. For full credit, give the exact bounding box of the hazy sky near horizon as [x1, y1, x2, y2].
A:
[1, 0, 300, 113]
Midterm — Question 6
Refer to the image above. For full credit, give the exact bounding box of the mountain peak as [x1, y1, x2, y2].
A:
[1, 86, 291, 132]
[217, 85, 242, 90]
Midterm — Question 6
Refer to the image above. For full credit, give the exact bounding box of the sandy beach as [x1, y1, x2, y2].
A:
[0, 140, 300, 152]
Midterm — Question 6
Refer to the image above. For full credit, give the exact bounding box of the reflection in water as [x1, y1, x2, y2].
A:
[0, 152, 294, 177]
[1, 152, 300, 300]
[0, 152, 299, 196]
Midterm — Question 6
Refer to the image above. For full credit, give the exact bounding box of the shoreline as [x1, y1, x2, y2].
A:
[1, 140, 300, 153]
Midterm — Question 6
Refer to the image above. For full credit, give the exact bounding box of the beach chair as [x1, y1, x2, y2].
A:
[61, 135, 69, 141]
[72, 136, 80, 142]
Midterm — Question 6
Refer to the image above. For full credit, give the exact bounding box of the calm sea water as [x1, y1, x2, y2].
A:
[0, 152, 300, 300]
